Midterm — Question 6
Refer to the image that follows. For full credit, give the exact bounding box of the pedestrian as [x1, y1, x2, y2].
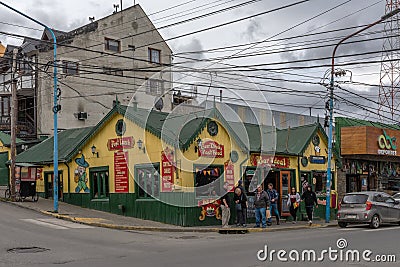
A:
[287, 187, 301, 223]
[301, 185, 318, 225]
[267, 183, 280, 225]
[254, 185, 270, 228]
[220, 182, 231, 228]
[234, 187, 247, 227]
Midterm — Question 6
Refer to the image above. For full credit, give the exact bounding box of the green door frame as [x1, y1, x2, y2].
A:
[134, 163, 160, 199]
[44, 171, 63, 199]
[89, 166, 109, 199]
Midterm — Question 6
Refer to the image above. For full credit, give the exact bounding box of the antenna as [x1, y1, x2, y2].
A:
[378, 0, 400, 121]
[113, 4, 119, 13]
[89, 17, 95, 23]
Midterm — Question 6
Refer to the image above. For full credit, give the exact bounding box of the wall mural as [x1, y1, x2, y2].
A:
[74, 154, 90, 193]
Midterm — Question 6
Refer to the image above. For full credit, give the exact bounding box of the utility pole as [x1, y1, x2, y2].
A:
[10, 48, 18, 201]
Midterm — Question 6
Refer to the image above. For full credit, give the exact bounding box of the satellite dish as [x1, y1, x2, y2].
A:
[154, 97, 164, 111]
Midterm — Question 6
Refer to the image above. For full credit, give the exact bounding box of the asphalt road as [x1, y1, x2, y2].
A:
[1, 202, 399, 267]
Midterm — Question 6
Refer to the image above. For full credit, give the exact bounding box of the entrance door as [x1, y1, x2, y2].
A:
[0, 152, 9, 185]
[44, 172, 63, 199]
[280, 171, 291, 217]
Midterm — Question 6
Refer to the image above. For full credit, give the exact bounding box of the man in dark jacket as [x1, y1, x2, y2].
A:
[301, 185, 318, 225]
[267, 183, 280, 225]
[254, 185, 270, 228]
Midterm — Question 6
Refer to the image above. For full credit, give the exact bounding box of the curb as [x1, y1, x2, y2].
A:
[2, 199, 338, 233]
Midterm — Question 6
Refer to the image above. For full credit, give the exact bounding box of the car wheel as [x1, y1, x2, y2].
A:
[370, 214, 380, 229]
[338, 222, 347, 228]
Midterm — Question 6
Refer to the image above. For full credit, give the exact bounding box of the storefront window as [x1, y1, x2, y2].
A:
[92, 171, 109, 199]
[136, 165, 160, 198]
[194, 166, 223, 197]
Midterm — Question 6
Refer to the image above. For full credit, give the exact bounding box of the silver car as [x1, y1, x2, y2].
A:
[393, 192, 400, 201]
[337, 191, 400, 229]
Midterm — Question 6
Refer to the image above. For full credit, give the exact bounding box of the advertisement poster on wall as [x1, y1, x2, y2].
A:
[114, 151, 129, 193]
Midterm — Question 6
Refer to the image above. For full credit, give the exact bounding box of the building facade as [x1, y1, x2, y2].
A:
[0, 4, 172, 139]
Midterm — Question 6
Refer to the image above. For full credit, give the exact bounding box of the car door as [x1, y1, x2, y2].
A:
[373, 193, 390, 222]
[385, 197, 400, 222]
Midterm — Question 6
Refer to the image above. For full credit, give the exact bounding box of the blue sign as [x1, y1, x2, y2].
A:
[309, 156, 326, 164]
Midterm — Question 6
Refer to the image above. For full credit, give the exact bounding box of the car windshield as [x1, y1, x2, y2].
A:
[342, 194, 368, 204]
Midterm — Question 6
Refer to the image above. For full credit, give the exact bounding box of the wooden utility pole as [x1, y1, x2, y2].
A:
[10, 48, 18, 201]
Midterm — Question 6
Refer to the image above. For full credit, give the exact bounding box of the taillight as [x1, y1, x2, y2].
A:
[365, 201, 372, 210]
[338, 201, 341, 210]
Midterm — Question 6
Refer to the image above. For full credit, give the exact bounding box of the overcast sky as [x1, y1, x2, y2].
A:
[0, 0, 397, 123]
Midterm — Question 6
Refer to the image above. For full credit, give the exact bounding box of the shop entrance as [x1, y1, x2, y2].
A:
[264, 170, 291, 217]
[44, 171, 63, 199]
[346, 174, 361, 192]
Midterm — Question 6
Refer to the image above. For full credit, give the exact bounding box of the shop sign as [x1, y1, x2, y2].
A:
[224, 161, 235, 192]
[198, 141, 224, 158]
[377, 129, 397, 156]
[114, 151, 129, 193]
[107, 136, 134, 151]
[309, 155, 326, 164]
[198, 199, 221, 221]
[250, 154, 290, 168]
[161, 148, 175, 192]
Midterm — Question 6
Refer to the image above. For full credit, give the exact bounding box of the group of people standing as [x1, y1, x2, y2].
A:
[220, 181, 318, 228]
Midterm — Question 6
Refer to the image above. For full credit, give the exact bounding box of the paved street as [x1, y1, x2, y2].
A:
[1, 202, 399, 267]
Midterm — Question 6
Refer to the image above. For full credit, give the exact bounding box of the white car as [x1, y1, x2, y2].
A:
[393, 192, 400, 201]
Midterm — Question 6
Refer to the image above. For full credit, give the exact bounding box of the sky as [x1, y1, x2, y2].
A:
[0, 0, 397, 123]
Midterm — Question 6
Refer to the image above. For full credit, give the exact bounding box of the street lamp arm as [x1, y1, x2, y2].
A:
[331, 8, 400, 74]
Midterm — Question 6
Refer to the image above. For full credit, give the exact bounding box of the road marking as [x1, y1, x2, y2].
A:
[364, 226, 400, 232]
[21, 218, 94, 229]
[338, 228, 360, 231]
[37, 218, 94, 229]
[21, 219, 69, 230]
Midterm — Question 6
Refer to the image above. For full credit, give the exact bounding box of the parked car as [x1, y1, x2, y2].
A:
[393, 192, 400, 201]
[337, 191, 400, 229]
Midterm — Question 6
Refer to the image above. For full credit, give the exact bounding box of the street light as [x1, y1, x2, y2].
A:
[0, 2, 60, 212]
[325, 8, 400, 223]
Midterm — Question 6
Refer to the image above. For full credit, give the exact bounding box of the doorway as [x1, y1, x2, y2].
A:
[264, 170, 291, 217]
[44, 171, 63, 199]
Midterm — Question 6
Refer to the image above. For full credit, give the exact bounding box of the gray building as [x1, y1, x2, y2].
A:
[0, 4, 172, 139]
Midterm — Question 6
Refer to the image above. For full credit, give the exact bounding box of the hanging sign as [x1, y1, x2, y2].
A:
[198, 141, 224, 158]
[161, 148, 175, 192]
[250, 154, 290, 168]
[224, 161, 235, 192]
[107, 136, 134, 151]
[114, 151, 129, 193]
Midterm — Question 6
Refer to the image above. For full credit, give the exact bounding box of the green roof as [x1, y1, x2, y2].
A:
[15, 127, 94, 164]
[15, 104, 331, 165]
[0, 131, 25, 146]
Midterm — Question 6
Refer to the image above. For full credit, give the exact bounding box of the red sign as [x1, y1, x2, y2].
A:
[198, 141, 224, 158]
[250, 154, 290, 168]
[114, 151, 129, 193]
[224, 161, 235, 192]
[161, 148, 175, 192]
[107, 136, 134, 151]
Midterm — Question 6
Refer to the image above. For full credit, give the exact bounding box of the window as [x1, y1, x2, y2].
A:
[146, 79, 164, 95]
[194, 166, 223, 197]
[103, 67, 123, 76]
[148, 48, 161, 64]
[62, 60, 79, 75]
[91, 170, 109, 199]
[343, 194, 368, 204]
[105, 38, 120, 52]
[0, 96, 10, 117]
[136, 165, 160, 198]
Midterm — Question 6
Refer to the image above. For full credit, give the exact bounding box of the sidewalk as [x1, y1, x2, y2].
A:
[0, 186, 338, 233]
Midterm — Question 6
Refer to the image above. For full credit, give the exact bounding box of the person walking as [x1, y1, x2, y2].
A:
[267, 183, 280, 225]
[234, 187, 247, 227]
[287, 187, 301, 223]
[301, 185, 318, 225]
[220, 182, 231, 228]
[254, 185, 270, 228]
